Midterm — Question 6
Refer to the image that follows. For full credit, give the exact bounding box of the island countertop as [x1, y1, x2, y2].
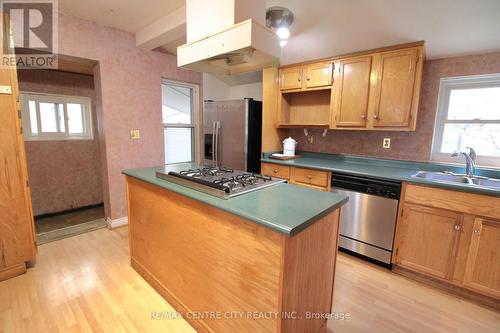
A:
[122, 164, 348, 236]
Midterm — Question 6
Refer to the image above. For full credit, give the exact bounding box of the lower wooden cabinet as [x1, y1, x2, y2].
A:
[393, 183, 500, 303]
[462, 217, 500, 299]
[395, 204, 462, 279]
[261, 163, 331, 192]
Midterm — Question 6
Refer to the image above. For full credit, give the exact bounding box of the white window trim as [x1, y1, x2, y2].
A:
[431, 73, 500, 168]
[20, 92, 93, 141]
[161, 79, 201, 165]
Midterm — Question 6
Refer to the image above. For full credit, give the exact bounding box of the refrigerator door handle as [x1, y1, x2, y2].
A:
[214, 121, 220, 167]
[211, 121, 216, 165]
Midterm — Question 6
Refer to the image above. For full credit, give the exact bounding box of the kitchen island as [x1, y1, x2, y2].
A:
[123, 164, 348, 333]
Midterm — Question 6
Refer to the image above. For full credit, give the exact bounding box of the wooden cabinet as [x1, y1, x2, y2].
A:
[331, 56, 372, 128]
[261, 163, 290, 180]
[0, 27, 36, 281]
[279, 62, 333, 92]
[303, 62, 333, 89]
[395, 204, 462, 279]
[261, 163, 331, 192]
[330, 45, 423, 131]
[279, 67, 303, 91]
[463, 218, 500, 299]
[393, 183, 500, 305]
[371, 48, 419, 128]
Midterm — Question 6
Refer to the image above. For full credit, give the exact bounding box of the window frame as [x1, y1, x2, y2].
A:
[431, 73, 500, 167]
[20, 92, 93, 141]
[161, 79, 201, 165]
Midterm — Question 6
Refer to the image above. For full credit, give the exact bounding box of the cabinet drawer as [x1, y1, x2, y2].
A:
[291, 167, 329, 187]
[261, 163, 290, 180]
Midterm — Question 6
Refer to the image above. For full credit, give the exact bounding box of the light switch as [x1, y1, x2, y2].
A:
[130, 129, 141, 140]
[383, 138, 391, 149]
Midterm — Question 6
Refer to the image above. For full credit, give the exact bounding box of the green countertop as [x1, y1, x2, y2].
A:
[122, 164, 348, 236]
[262, 152, 500, 197]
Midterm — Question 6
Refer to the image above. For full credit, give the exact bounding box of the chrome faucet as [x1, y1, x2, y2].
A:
[452, 147, 476, 178]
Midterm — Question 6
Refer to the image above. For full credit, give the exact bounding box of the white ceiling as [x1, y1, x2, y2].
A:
[59, 0, 185, 33]
[59, 0, 500, 65]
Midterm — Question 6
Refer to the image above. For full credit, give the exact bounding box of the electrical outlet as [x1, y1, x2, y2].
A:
[307, 135, 314, 144]
[383, 138, 391, 149]
[130, 129, 141, 140]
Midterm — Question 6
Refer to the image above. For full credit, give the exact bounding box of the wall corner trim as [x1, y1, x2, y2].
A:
[106, 216, 128, 229]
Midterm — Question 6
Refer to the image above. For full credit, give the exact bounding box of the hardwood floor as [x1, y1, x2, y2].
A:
[1, 227, 499, 333]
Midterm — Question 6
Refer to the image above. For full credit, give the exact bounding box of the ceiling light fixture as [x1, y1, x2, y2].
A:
[266, 6, 294, 47]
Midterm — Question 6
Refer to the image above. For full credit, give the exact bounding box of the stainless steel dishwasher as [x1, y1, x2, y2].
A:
[331, 172, 401, 266]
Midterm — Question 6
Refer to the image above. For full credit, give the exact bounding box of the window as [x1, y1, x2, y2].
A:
[431, 74, 500, 167]
[20, 93, 93, 140]
[162, 80, 199, 164]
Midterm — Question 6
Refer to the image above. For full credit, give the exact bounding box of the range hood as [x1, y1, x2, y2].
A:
[177, 0, 280, 75]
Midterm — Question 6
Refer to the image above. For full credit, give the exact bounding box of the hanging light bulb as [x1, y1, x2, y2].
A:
[280, 40, 288, 48]
[276, 27, 290, 40]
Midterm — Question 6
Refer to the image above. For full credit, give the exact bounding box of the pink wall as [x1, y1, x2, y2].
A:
[56, 13, 202, 220]
[18, 69, 102, 216]
[289, 51, 500, 161]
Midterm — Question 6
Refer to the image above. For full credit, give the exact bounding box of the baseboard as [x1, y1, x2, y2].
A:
[106, 216, 128, 229]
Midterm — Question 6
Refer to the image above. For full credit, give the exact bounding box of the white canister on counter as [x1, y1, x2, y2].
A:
[283, 137, 297, 156]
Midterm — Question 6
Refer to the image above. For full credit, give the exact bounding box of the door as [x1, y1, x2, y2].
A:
[216, 100, 247, 171]
[304, 62, 333, 89]
[395, 204, 462, 279]
[331, 56, 371, 127]
[0, 22, 36, 269]
[372, 48, 418, 128]
[279, 66, 303, 91]
[463, 218, 500, 298]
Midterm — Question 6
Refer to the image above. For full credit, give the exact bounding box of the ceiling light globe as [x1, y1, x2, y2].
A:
[276, 27, 290, 40]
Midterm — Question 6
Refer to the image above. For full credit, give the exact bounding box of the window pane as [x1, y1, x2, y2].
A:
[162, 84, 192, 125]
[164, 127, 193, 163]
[58, 104, 65, 132]
[28, 100, 38, 134]
[67, 103, 84, 134]
[441, 123, 500, 157]
[448, 87, 500, 120]
[39, 102, 58, 132]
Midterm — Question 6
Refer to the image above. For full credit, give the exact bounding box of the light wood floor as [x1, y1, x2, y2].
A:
[0, 228, 498, 333]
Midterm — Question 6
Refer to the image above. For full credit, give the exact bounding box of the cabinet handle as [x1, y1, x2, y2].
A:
[361, 114, 366, 119]
[307, 175, 312, 179]
[473, 229, 480, 234]
[373, 114, 380, 120]
[273, 169, 278, 173]
[306, 77, 310, 81]
[454, 224, 461, 231]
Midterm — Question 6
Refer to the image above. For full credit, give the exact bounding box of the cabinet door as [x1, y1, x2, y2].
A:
[395, 204, 462, 279]
[463, 218, 500, 298]
[372, 48, 418, 128]
[331, 56, 371, 127]
[279, 67, 303, 91]
[304, 62, 333, 89]
[0, 68, 36, 269]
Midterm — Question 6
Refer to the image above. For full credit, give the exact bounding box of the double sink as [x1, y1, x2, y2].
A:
[413, 171, 500, 189]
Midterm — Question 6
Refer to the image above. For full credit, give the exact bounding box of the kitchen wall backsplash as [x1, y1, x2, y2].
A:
[289, 51, 500, 162]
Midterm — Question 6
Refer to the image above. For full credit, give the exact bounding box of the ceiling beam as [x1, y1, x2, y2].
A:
[135, 6, 186, 51]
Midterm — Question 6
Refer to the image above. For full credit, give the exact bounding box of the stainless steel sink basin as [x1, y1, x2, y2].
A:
[412, 171, 500, 189]
[470, 177, 500, 188]
[412, 171, 471, 184]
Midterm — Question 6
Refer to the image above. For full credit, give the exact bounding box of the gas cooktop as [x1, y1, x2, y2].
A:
[156, 166, 286, 199]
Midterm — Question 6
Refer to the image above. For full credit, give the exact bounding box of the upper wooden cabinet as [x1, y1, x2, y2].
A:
[371, 48, 419, 128]
[330, 44, 424, 131]
[279, 62, 333, 92]
[331, 56, 372, 127]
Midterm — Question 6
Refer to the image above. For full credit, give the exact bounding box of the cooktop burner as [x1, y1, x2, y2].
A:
[156, 165, 286, 199]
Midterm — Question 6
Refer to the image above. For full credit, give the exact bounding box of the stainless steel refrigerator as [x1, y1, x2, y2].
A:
[203, 99, 262, 173]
